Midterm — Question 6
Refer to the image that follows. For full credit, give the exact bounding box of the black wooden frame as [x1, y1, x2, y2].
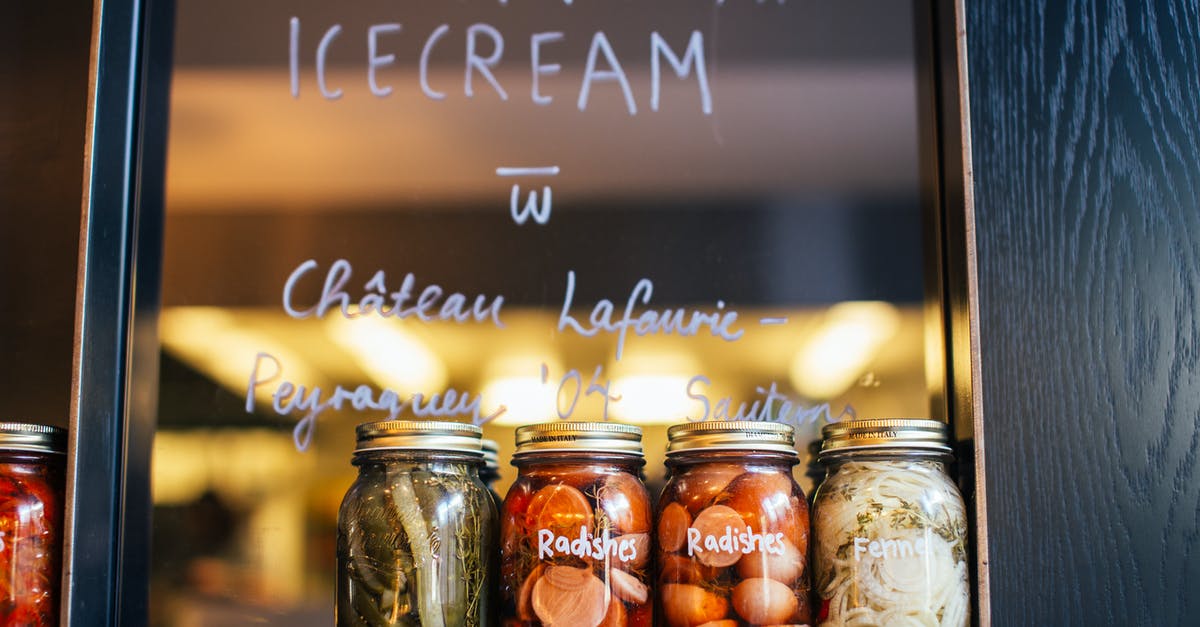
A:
[63, 0, 984, 624]
[64, 0, 173, 623]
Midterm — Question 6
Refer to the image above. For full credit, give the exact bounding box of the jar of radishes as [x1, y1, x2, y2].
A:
[500, 422, 653, 627]
[656, 421, 812, 627]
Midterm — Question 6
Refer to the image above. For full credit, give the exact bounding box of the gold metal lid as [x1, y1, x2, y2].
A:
[513, 421, 643, 457]
[0, 423, 66, 454]
[666, 420, 797, 456]
[481, 438, 501, 472]
[355, 420, 483, 456]
[820, 418, 951, 457]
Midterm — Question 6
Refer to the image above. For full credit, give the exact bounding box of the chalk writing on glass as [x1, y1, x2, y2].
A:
[247, 352, 504, 452]
[557, 270, 744, 360]
[542, 363, 620, 421]
[686, 376, 854, 431]
[287, 19, 713, 115]
[282, 259, 506, 328]
[498, 166, 559, 225]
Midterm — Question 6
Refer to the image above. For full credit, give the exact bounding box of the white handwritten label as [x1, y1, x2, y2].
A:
[686, 525, 786, 557]
[537, 528, 640, 563]
[853, 536, 927, 561]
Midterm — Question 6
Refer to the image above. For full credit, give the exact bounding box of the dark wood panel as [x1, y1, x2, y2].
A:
[967, 1, 1200, 624]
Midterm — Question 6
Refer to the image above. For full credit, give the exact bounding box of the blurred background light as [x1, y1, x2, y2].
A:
[483, 354, 562, 426]
[325, 315, 447, 394]
[789, 301, 900, 399]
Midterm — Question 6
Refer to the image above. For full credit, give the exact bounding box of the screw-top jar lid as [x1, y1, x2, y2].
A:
[481, 438, 501, 472]
[0, 423, 67, 454]
[819, 418, 952, 458]
[666, 420, 797, 456]
[355, 420, 484, 456]
[513, 421, 643, 457]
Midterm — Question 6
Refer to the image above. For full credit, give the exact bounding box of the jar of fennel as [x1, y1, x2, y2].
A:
[337, 420, 497, 626]
[812, 419, 970, 627]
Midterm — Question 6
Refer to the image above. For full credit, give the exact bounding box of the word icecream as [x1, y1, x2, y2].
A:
[289, 18, 714, 115]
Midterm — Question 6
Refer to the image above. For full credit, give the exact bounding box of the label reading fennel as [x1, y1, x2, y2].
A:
[852, 536, 929, 561]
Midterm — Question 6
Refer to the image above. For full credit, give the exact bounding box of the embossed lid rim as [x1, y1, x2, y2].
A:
[513, 421, 644, 456]
[0, 422, 67, 454]
[819, 418, 952, 458]
[354, 420, 484, 455]
[666, 420, 798, 455]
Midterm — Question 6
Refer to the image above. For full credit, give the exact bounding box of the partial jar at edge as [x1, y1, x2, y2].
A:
[500, 421, 652, 627]
[0, 422, 66, 627]
[337, 420, 497, 627]
[656, 420, 811, 627]
[480, 438, 503, 506]
[811, 418, 970, 627]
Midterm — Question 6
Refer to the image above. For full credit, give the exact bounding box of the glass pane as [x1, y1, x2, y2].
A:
[151, 0, 936, 623]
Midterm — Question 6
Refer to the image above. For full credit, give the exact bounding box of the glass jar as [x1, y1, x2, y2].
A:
[337, 420, 497, 627]
[500, 422, 652, 627]
[656, 420, 811, 627]
[812, 419, 970, 627]
[0, 422, 66, 627]
[481, 438, 503, 506]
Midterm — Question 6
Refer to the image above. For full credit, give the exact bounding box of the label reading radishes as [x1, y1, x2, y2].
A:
[687, 525, 786, 557]
[537, 528, 640, 563]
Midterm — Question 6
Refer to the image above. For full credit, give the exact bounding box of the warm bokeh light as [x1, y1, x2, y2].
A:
[482, 354, 563, 426]
[152, 430, 314, 505]
[160, 307, 326, 406]
[608, 350, 701, 424]
[789, 301, 900, 399]
[325, 315, 448, 394]
[608, 374, 698, 424]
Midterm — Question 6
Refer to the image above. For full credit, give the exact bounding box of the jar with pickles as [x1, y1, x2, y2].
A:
[655, 421, 811, 627]
[337, 421, 497, 626]
[812, 419, 970, 627]
[500, 422, 652, 627]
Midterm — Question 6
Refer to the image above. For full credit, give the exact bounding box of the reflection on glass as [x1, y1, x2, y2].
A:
[151, 0, 933, 624]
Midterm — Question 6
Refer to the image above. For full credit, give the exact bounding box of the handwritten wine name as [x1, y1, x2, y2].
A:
[283, 259, 505, 327]
[558, 270, 743, 360]
[255, 260, 850, 449]
[247, 352, 503, 451]
[290, 18, 712, 116]
[686, 378, 852, 429]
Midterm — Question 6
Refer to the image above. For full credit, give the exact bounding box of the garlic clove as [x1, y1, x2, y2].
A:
[660, 583, 729, 627]
[526, 484, 594, 539]
[609, 567, 649, 605]
[731, 578, 799, 625]
[614, 533, 650, 570]
[598, 473, 651, 534]
[676, 464, 744, 515]
[735, 538, 805, 584]
[657, 502, 691, 553]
